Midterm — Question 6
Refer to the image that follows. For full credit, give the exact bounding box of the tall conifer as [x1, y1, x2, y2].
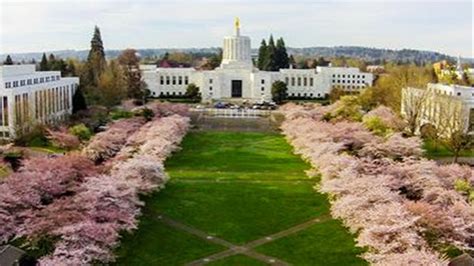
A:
[257, 39, 267, 70]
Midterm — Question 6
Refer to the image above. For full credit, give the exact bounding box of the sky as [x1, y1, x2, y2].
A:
[0, 0, 473, 57]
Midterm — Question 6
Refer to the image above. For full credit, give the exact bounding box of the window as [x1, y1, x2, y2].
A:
[166, 76, 170, 85]
[209, 78, 213, 84]
[179, 76, 183, 85]
[40, 77, 44, 83]
[310, 78, 313, 86]
[160, 76, 164, 85]
[172, 76, 176, 85]
[297, 77, 301, 86]
[5, 82, 11, 88]
[209, 86, 213, 91]
[34, 78, 38, 84]
[261, 79, 265, 84]
[20, 80, 25, 86]
[291, 77, 295, 86]
[185, 76, 189, 85]
[303, 77, 307, 86]
[342, 75, 345, 78]
[457, 92, 461, 96]
[261, 87, 264, 92]
[332, 80, 335, 83]
[27, 79, 32, 85]
[56, 75, 60, 80]
[285, 77, 289, 84]
[46, 77, 50, 82]
[13, 81, 18, 87]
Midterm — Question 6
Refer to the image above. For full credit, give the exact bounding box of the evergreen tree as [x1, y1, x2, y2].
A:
[81, 26, 107, 103]
[3, 55, 13, 65]
[264, 35, 277, 71]
[39, 53, 49, 71]
[83, 26, 106, 88]
[289, 55, 296, 68]
[257, 39, 267, 70]
[72, 87, 88, 113]
[275, 38, 289, 69]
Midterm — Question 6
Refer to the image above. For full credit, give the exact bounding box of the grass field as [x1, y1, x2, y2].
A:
[423, 139, 473, 158]
[115, 131, 366, 265]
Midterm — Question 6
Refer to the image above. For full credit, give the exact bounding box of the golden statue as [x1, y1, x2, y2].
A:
[235, 17, 240, 30]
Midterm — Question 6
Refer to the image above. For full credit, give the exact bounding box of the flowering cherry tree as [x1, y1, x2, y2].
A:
[0, 107, 190, 264]
[281, 103, 474, 265]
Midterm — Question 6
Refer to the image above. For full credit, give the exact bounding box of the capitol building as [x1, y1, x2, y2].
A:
[141, 19, 374, 102]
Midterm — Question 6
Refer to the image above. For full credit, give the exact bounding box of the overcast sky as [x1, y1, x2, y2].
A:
[1, 0, 473, 57]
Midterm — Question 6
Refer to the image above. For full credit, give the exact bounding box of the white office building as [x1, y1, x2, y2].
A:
[0, 65, 79, 138]
[141, 19, 374, 102]
[402, 83, 474, 135]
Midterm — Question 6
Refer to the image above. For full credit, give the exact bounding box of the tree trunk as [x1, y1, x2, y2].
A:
[452, 150, 460, 163]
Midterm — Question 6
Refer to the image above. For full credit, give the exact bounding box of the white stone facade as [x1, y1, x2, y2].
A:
[402, 83, 474, 135]
[141, 20, 374, 102]
[0, 65, 79, 138]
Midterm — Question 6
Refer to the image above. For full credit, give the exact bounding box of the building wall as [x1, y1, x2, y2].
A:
[0, 65, 78, 138]
[402, 83, 474, 136]
[141, 65, 374, 101]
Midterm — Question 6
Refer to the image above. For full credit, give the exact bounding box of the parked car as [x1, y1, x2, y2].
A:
[214, 102, 228, 109]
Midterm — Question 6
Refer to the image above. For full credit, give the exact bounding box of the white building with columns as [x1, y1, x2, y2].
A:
[141, 19, 374, 102]
[0, 65, 79, 138]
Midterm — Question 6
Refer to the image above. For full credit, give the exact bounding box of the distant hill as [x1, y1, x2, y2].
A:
[2, 46, 472, 65]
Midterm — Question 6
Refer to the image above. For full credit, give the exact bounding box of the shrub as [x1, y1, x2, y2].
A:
[362, 116, 391, 136]
[140, 107, 155, 121]
[14, 125, 48, 147]
[454, 179, 471, 195]
[110, 109, 133, 120]
[69, 124, 92, 141]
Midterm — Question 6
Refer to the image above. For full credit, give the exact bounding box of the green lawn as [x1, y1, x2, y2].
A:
[115, 131, 365, 265]
[166, 132, 310, 180]
[423, 139, 473, 158]
[115, 210, 224, 265]
[255, 219, 367, 266]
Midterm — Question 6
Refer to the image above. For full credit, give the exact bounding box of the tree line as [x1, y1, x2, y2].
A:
[257, 35, 290, 71]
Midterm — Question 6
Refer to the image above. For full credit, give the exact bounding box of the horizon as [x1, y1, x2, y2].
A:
[1, 0, 473, 58]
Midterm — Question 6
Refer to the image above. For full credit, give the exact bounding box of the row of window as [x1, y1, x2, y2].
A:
[332, 74, 366, 79]
[284, 77, 314, 87]
[159, 91, 185, 96]
[289, 92, 325, 98]
[159, 75, 189, 86]
[332, 79, 366, 84]
[333, 85, 366, 90]
[4, 75, 61, 89]
[434, 89, 473, 97]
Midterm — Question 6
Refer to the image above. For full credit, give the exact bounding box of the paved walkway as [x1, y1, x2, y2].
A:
[155, 213, 327, 265]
